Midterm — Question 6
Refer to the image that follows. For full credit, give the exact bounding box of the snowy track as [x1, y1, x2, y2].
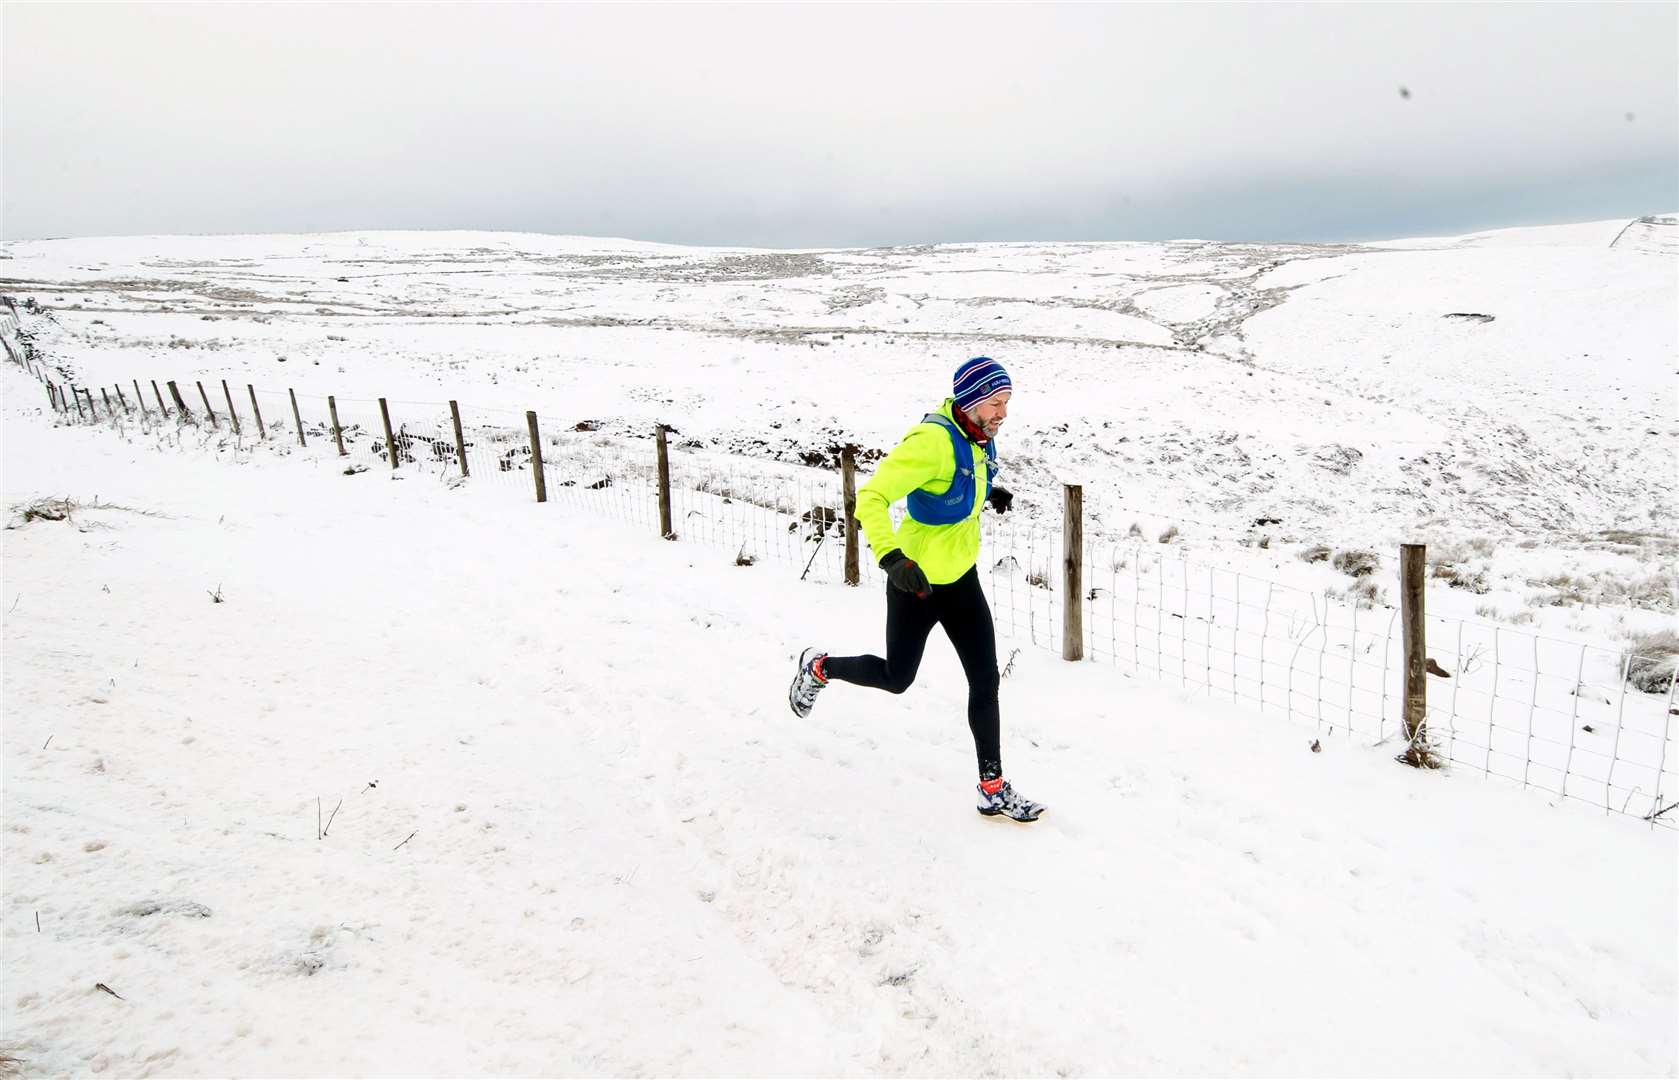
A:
[3, 366, 1674, 1077]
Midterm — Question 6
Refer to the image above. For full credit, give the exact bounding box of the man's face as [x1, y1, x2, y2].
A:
[970, 390, 1010, 438]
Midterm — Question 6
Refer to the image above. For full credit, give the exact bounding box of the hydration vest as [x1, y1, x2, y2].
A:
[905, 412, 997, 526]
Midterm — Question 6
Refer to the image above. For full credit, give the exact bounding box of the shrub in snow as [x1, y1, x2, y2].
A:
[1623, 629, 1679, 693]
[1299, 544, 1332, 564]
[1442, 565, 1490, 594]
[14, 497, 75, 525]
[1535, 573, 1591, 607]
[1600, 570, 1679, 613]
[1332, 549, 1379, 578]
[1474, 603, 1531, 625]
[1426, 540, 1483, 568]
[1326, 579, 1388, 610]
[1311, 444, 1363, 475]
[1158, 524, 1179, 544]
[1127, 521, 1144, 539]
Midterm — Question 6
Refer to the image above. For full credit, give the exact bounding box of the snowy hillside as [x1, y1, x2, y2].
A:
[2, 218, 1677, 1075]
[1611, 215, 1679, 255]
[2, 219, 1673, 611]
[1, 368, 1674, 1077]
[3, 218, 1675, 723]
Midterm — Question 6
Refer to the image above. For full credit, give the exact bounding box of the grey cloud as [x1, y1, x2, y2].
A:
[4, 2, 1674, 246]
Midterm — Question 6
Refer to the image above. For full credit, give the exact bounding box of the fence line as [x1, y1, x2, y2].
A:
[4, 306, 1673, 828]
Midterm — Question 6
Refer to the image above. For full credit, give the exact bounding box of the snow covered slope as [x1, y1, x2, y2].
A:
[2, 365, 1674, 1077]
[3, 216, 1673, 657]
[1610, 214, 1679, 255]
[2, 218, 1671, 547]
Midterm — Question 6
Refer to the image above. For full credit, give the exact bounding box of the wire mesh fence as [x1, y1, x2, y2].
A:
[5, 319, 1674, 829]
[978, 517, 1678, 825]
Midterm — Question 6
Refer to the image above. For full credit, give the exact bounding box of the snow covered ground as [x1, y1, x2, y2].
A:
[2, 218, 1677, 1075]
[2, 365, 1675, 1077]
[5, 216, 1675, 803]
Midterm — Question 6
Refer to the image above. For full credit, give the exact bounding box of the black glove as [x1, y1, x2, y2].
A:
[880, 550, 931, 598]
[988, 485, 1013, 514]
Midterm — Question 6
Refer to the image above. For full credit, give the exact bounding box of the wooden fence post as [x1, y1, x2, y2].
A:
[655, 424, 673, 538]
[247, 385, 266, 438]
[449, 400, 468, 477]
[290, 389, 307, 447]
[1400, 543, 1431, 767]
[197, 381, 218, 428]
[100, 388, 114, 416]
[378, 397, 397, 468]
[327, 395, 346, 456]
[45, 383, 55, 411]
[73, 387, 87, 419]
[166, 380, 192, 420]
[115, 384, 130, 415]
[151, 379, 168, 416]
[1063, 483, 1084, 662]
[222, 379, 241, 435]
[841, 445, 860, 586]
[133, 380, 148, 418]
[527, 411, 547, 503]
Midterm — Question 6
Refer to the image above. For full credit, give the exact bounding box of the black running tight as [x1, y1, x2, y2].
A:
[822, 566, 1002, 780]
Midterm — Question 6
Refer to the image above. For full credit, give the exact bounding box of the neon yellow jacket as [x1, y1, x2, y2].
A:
[855, 398, 991, 586]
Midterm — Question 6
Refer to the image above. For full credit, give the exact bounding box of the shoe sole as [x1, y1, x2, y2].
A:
[977, 807, 1046, 823]
[789, 647, 820, 718]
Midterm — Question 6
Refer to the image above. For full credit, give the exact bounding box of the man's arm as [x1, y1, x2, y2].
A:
[854, 426, 945, 560]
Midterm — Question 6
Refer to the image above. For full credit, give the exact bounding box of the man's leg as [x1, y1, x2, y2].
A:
[822, 581, 940, 694]
[935, 567, 1002, 780]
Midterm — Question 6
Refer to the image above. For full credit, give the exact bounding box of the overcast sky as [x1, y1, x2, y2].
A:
[3, 2, 1675, 248]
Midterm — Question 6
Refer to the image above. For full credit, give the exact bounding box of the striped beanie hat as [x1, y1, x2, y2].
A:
[952, 356, 1012, 412]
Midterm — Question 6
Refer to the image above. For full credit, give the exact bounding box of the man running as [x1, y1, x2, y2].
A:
[788, 356, 1045, 823]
